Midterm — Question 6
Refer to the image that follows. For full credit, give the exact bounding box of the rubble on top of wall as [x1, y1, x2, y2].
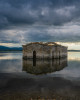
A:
[23, 42, 61, 46]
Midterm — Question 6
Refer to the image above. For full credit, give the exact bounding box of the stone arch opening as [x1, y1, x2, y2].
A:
[33, 50, 36, 59]
[33, 50, 36, 66]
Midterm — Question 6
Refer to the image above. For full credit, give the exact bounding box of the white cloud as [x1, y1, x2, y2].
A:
[55, 6, 76, 17]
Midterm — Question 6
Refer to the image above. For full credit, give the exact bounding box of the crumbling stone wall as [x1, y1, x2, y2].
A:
[22, 42, 67, 59]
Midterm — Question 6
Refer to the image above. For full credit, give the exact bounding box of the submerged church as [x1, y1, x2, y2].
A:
[22, 42, 67, 59]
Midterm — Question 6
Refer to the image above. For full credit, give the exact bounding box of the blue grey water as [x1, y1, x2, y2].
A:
[0, 52, 80, 100]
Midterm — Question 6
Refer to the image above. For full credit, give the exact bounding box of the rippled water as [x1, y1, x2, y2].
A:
[0, 52, 80, 100]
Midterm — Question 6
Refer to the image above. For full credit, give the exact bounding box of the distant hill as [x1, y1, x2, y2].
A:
[0, 46, 80, 52]
[0, 46, 22, 51]
[68, 50, 80, 52]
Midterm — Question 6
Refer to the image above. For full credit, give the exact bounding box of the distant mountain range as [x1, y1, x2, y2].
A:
[0, 46, 22, 51]
[68, 50, 80, 52]
[0, 46, 80, 52]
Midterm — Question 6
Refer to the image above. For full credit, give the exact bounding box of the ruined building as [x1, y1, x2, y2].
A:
[22, 42, 67, 59]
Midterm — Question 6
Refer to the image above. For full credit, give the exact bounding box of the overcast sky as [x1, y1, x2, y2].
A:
[0, 0, 80, 49]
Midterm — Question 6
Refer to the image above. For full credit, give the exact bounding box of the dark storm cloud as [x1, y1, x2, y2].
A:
[0, 0, 80, 29]
[0, 0, 80, 44]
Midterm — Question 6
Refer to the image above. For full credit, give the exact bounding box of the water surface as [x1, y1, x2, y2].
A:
[0, 52, 80, 100]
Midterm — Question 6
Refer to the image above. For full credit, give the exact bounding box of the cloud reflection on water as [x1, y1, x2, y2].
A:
[0, 52, 80, 80]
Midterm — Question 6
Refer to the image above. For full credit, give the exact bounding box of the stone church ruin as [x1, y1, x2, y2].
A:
[22, 42, 67, 59]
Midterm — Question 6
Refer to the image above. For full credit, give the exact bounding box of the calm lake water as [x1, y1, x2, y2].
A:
[0, 52, 80, 100]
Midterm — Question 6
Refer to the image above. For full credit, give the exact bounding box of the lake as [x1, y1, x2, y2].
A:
[0, 52, 80, 100]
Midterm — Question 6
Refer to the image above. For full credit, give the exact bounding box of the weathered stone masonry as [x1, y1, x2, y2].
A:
[22, 42, 67, 59]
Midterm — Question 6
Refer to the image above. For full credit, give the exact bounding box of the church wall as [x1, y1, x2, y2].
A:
[23, 43, 67, 59]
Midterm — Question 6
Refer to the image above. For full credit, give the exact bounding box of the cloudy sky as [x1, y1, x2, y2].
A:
[0, 0, 80, 49]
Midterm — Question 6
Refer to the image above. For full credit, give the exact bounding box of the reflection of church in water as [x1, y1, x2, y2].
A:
[23, 58, 67, 75]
